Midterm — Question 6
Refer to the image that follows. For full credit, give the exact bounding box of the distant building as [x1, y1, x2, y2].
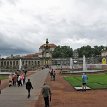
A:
[39, 43, 57, 53]
[101, 49, 107, 57]
[1, 57, 41, 71]
[40, 39, 57, 66]
[6, 54, 21, 59]
[73, 49, 79, 59]
[0, 39, 57, 71]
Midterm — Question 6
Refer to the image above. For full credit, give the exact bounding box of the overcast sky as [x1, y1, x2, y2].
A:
[0, 0, 107, 56]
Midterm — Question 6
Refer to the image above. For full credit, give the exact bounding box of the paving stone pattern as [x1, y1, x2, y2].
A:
[0, 68, 49, 107]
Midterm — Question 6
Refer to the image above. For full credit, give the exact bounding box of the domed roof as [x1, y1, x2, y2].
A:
[39, 43, 57, 49]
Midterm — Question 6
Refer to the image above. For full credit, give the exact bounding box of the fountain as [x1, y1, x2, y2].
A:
[60, 55, 104, 74]
[70, 58, 73, 70]
[19, 59, 22, 71]
[83, 55, 87, 72]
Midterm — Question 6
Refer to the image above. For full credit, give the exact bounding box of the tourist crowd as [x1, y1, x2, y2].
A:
[8, 70, 27, 87]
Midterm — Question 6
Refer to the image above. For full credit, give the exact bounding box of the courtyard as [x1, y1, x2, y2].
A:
[0, 68, 107, 107]
[35, 69, 107, 107]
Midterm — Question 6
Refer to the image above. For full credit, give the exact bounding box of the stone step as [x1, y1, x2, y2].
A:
[74, 86, 91, 91]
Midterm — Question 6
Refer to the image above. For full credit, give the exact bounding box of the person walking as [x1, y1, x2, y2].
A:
[42, 83, 51, 107]
[17, 75, 22, 87]
[26, 79, 33, 98]
[8, 74, 12, 87]
[53, 71, 56, 81]
[82, 73, 88, 91]
[50, 69, 53, 80]
[12, 73, 17, 86]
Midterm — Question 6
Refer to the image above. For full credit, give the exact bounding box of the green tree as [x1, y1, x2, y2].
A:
[52, 46, 73, 58]
[93, 45, 105, 56]
[53, 45, 106, 58]
[77, 45, 106, 58]
[77, 45, 92, 57]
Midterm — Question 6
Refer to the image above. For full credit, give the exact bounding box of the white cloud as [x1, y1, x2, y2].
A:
[0, 0, 107, 55]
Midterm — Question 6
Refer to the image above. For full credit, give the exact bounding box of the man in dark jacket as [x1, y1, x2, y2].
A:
[26, 79, 33, 98]
[42, 83, 51, 107]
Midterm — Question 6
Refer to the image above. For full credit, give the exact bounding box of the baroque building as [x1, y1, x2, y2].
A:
[0, 39, 57, 71]
[39, 38, 57, 66]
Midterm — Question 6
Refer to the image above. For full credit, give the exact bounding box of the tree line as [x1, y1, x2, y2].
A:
[52, 45, 106, 58]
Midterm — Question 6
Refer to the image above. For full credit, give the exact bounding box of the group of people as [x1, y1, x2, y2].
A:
[49, 69, 56, 81]
[41, 72, 88, 107]
[42, 68, 57, 107]
[27, 70, 88, 107]
[8, 70, 27, 87]
[8, 66, 88, 107]
[8, 70, 34, 99]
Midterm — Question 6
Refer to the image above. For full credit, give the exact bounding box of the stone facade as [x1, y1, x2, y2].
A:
[0, 39, 57, 71]
[0, 57, 41, 71]
[39, 39, 57, 66]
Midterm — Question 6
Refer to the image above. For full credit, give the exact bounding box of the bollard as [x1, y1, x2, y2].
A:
[0, 80, 1, 94]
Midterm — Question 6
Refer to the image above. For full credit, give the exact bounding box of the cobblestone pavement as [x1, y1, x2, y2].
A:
[0, 68, 49, 107]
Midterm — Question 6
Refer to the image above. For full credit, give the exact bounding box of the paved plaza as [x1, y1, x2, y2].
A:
[0, 68, 49, 107]
[1, 68, 107, 107]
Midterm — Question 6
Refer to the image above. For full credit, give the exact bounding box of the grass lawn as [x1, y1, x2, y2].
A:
[0, 75, 8, 80]
[64, 73, 107, 89]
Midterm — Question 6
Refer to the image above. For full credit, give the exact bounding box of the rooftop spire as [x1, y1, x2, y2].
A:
[46, 38, 49, 44]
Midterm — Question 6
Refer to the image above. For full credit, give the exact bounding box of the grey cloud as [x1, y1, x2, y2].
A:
[0, 0, 107, 56]
[0, 48, 30, 56]
[5, 0, 17, 5]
